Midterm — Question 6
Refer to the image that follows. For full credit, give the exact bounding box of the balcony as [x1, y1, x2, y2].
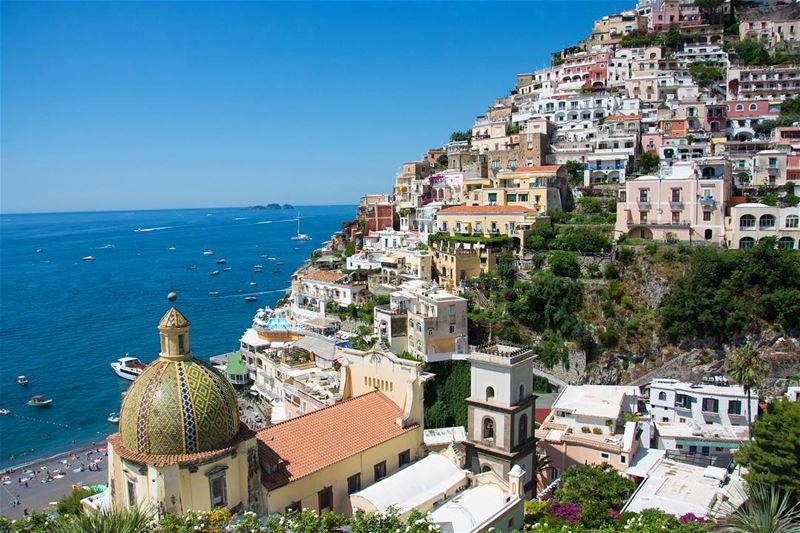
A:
[638, 201, 651, 210]
[669, 201, 684, 210]
[699, 197, 716, 210]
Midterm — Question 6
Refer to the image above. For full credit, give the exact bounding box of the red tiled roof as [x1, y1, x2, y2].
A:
[440, 205, 534, 215]
[515, 165, 563, 173]
[257, 391, 418, 490]
[107, 424, 256, 467]
[535, 408, 551, 425]
[302, 269, 348, 284]
[605, 114, 642, 122]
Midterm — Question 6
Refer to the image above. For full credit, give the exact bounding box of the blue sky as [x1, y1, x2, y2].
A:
[1, 1, 631, 213]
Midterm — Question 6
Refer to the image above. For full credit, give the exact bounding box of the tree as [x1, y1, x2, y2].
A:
[449, 130, 471, 142]
[726, 345, 768, 440]
[549, 250, 581, 279]
[719, 484, 800, 533]
[496, 253, 517, 288]
[688, 62, 724, 88]
[736, 399, 800, 494]
[436, 153, 448, 167]
[640, 151, 660, 174]
[565, 160, 585, 187]
[661, 27, 685, 50]
[54, 506, 154, 533]
[731, 39, 771, 66]
[694, 0, 724, 25]
[554, 464, 635, 528]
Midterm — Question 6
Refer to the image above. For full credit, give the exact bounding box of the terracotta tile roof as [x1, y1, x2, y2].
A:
[439, 205, 533, 215]
[257, 391, 418, 490]
[302, 269, 348, 284]
[514, 165, 563, 173]
[535, 408, 552, 425]
[107, 424, 256, 467]
[605, 114, 642, 122]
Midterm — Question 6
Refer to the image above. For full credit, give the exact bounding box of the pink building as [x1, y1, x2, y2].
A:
[615, 159, 732, 244]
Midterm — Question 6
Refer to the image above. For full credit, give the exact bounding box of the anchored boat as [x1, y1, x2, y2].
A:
[27, 395, 53, 407]
[111, 357, 147, 381]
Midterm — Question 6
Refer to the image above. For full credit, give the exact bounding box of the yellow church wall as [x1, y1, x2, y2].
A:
[266, 427, 422, 516]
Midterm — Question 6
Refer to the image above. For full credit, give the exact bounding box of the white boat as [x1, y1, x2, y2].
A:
[253, 265, 263, 272]
[17, 376, 28, 386]
[290, 214, 312, 241]
[0, 409, 10, 415]
[107, 413, 120, 424]
[216, 258, 227, 264]
[111, 357, 147, 381]
[35, 249, 44, 254]
[208, 291, 220, 296]
[223, 267, 231, 272]
[203, 250, 214, 256]
[168, 245, 176, 251]
[244, 296, 257, 302]
[249, 282, 257, 286]
[210, 270, 220, 276]
[82, 256, 95, 261]
[27, 395, 52, 407]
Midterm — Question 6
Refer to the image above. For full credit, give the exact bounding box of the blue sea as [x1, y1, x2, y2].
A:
[0, 205, 353, 468]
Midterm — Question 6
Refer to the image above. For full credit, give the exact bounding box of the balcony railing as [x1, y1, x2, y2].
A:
[669, 201, 684, 210]
[638, 201, 651, 210]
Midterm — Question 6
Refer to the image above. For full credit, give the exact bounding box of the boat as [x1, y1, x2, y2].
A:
[244, 296, 257, 302]
[253, 265, 263, 272]
[110, 357, 147, 381]
[276, 261, 284, 266]
[249, 282, 257, 286]
[290, 214, 312, 241]
[203, 250, 214, 256]
[186, 264, 197, 271]
[216, 258, 227, 264]
[82, 256, 95, 261]
[35, 249, 44, 254]
[17, 376, 28, 386]
[294, 247, 300, 251]
[107, 413, 120, 424]
[208, 291, 220, 296]
[168, 245, 176, 251]
[27, 395, 52, 407]
[210, 270, 220, 276]
[223, 267, 231, 272]
[0, 409, 11, 415]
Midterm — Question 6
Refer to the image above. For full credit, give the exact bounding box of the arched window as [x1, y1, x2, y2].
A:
[740, 237, 756, 249]
[739, 214, 756, 229]
[519, 384, 525, 401]
[483, 417, 495, 440]
[749, 103, 758, 111]
[658, 391, 667, 401]
[518, 414, 528, 445]
[759, 214, 776, 229]
[778, 237, 795, 250]
[786, 215, 799, 228]
[486, 386, 495, 401]
[705, 229, 713, 240]
[481, 465, 493, 473]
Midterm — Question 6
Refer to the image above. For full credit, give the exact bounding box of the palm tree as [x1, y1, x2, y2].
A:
[54, 506, 154, 533]
[720, 484, 800, 533]
[726, 345, 768, 441]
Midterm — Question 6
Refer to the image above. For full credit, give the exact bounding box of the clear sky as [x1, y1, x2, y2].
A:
[1, 0, 631, 213]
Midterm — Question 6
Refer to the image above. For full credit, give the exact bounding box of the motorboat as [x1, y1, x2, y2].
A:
[253, 265, 263, 272]
[216, 258, 227, 264]
[168, 245, 176, 251]
[244, 296, 257, 302]
[249, 282, 257, 286]
[276, 261, 284, 266]
[17, 376, 28, 386]
[27, 395, 53, 407]
[0, 409, 11, 416]
[223, 267, 231, 272]
[107, 413, 120, 424]
[203, 250, 214, 256]
[210, 270, 220, 276]
[110, 357, 147, 381]
[186, 264, 197, 271]
[82, 256, 95, 261]
[208, 291, 220, 296]
[290, 214, 312, 241]
[35, 249, 44, 254]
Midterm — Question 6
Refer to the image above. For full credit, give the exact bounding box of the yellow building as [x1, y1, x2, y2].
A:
[469, 165, 568, 216]
[107, 306, 263, 516]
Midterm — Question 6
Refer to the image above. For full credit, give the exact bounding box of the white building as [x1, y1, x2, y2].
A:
[291, 269, 369, 319]
[725, 203, 799, 250]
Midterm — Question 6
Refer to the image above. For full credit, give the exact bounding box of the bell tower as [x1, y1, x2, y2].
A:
[158, 307, 192, 361]
[464, 342, 537, 498]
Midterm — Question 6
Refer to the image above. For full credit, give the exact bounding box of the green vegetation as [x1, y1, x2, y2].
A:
[565, 160, 585, 187]
[754, 96, 800, 134]
[640, 151, 660, 174]
[726, 345, 768, 440]
[549, 250, 581, 279]
[449, 130, 471, 142]
[553, 464, 636, 528]
[423, 360, 471, 428]
[428, 232, 510, 246]
[728, 38, 800, 66]
[55, 488, 94, 517]
[527, 220, 612, 252]
[436, 153, 448, 167]
[619, 28, 685, 50]
[659, 241, 800, 340]
[687, 62, 724, 88]
[327, 295, 389, 324]
[719, 484, 800, 533]
[736, 399, 800, 495]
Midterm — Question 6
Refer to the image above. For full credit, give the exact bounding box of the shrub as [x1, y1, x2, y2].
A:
[581, 426, 591, 433]
[617, 247, 635, 265]
[549, 250, 581, 279]
[56, 488, 95, 517]
[603, 262, 619, 280]
[592, 427, 603, 435]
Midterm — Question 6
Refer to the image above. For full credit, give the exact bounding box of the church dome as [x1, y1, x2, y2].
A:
[118, 307, 240, 456]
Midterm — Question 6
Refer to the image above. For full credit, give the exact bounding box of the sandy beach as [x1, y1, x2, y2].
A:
[0, 444, 108, 520]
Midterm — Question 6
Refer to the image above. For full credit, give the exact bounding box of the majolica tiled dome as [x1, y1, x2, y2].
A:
[118, 307, 240, 456]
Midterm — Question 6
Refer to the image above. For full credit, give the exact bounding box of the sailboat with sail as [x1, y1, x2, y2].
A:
[290, 214, 312, 241]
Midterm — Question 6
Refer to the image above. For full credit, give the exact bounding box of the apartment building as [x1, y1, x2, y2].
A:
[584, 115, 640, 185]
[738, 3, 800, 51]
[291, 269, 369, 320]
[614, 159, 731, 243]
[395, 161, 433, 209]
[674, 43, 729, 68]
[725, 203, 799, 250]
[648, 0, 701, 31]
[646, 379, 758, 461]
[538, 386, 640, 485]
[728, 64, 800, 101]
[373, 279, 468, 362]
[586, 10, 647, 46]
[471, 165, 567, 215]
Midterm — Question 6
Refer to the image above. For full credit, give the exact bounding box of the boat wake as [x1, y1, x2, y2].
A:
[134, 226, 175, 233]
[213, 288, 289, 299]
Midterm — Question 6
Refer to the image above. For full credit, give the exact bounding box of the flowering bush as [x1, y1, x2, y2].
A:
[548, 501, 581, 525]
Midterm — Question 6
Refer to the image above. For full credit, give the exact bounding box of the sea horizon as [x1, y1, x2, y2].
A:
[0, 202, 358, 217]
[0, 204, 354, 469]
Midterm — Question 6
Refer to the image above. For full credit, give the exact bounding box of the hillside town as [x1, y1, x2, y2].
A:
[5, 0, 800, 532]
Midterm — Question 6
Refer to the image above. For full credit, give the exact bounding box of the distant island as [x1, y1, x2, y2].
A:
[246, 203, 294, 210]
